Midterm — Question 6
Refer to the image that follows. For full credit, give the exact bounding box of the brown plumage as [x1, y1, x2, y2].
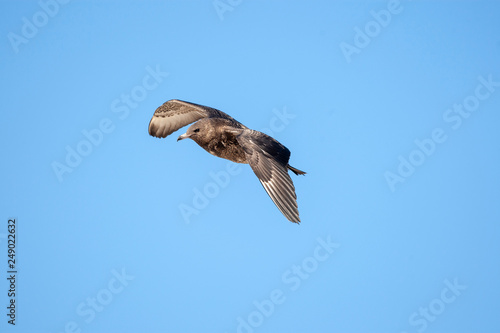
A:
[148, 99, 306, 223]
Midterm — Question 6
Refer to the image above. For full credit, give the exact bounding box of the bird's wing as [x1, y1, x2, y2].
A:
[148, 99, 238, 138]
[235, 129, 300, 223]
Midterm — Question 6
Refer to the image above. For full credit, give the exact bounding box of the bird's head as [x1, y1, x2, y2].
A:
[177, 126, 199, 142]
[177, 119, 214, 144]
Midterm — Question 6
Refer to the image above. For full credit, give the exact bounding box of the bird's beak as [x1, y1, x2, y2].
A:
[177, 133, 189, 141]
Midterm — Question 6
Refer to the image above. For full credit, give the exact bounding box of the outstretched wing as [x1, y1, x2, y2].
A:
[148, 99, 237, 138]
[235, 129, 300, 223]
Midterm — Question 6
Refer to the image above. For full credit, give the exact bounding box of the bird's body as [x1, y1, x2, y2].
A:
[185, 118, 248, 164]
[148, 99, 305, 223]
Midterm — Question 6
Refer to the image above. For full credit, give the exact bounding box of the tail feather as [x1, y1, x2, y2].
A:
[287, 164, 306, 175]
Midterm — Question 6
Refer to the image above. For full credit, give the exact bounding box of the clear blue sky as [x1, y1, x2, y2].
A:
[1, 1, 499, 332]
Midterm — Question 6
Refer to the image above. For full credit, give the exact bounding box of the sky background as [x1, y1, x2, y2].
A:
[1, 1, 500, 332]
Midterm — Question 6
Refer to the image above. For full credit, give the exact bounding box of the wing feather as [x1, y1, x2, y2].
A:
[236, 130, 300, 223]
[148, 99, 238, 138]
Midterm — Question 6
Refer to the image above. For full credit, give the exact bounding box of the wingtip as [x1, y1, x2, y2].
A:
[285, 213, 301, 224]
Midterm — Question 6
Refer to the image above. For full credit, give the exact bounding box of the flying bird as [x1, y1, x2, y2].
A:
[148, 99, 306, 223]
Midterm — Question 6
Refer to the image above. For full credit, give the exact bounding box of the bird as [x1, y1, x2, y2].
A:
[148, 99, 306, 223]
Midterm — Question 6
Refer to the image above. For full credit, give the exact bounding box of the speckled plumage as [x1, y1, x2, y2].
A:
[148, 99, 305, 223]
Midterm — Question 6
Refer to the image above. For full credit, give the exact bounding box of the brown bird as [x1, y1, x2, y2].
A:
[148, 99, 306, 223]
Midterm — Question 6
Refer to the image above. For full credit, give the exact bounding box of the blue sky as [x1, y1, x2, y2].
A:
[1, 1, 500, 332]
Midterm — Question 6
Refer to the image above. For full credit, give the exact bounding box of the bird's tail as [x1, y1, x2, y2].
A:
[287, 164, 306, 175]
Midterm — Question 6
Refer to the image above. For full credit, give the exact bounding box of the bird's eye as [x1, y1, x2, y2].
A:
[193, 128, 200, 133]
